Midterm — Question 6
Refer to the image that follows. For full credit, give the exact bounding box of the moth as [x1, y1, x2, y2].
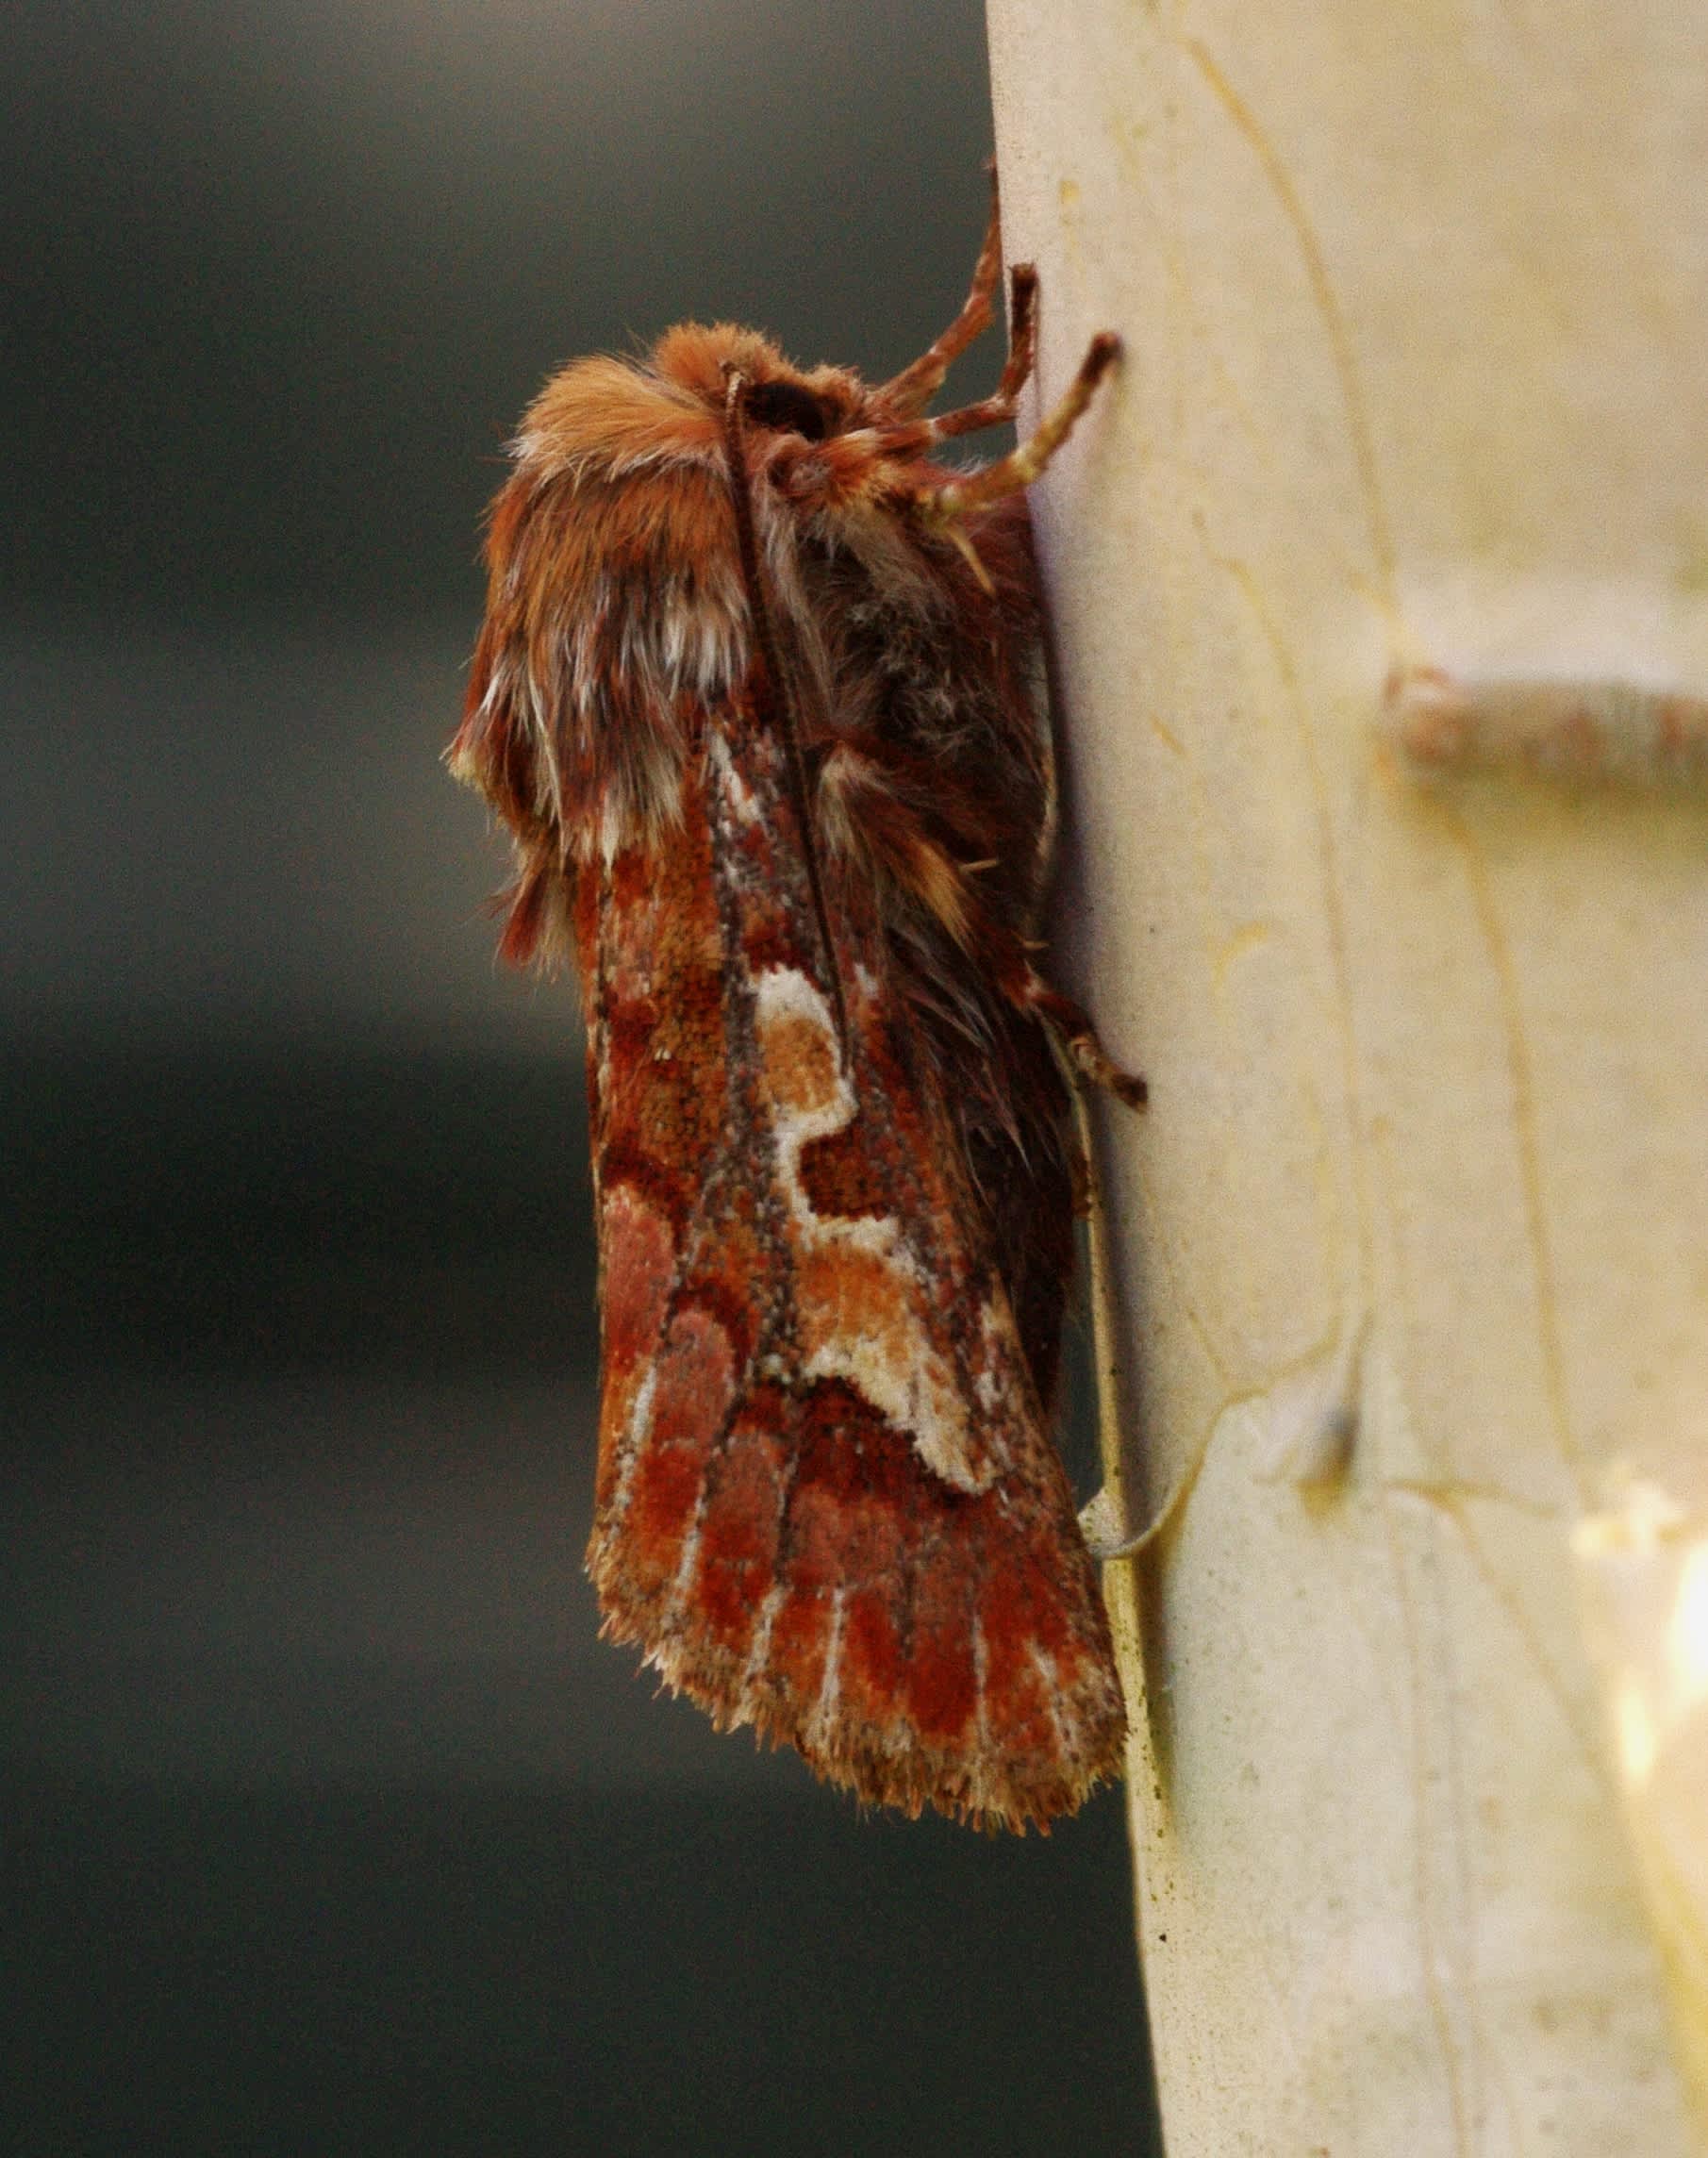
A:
[450, 192, 1144, 1831]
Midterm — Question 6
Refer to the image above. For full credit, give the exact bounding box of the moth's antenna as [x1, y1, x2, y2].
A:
[720, 372, 852, 1057]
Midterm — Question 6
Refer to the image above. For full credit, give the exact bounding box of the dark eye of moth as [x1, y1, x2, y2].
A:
[742, 380, 831, 441]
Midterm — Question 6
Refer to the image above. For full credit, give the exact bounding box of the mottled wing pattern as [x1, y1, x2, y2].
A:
[576, 669, 1124, 1830]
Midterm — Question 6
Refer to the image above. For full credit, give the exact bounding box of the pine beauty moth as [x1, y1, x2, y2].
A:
[450, 189, 1143, 1831]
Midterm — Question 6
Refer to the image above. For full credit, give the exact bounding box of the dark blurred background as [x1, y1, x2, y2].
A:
[3, 4, 1156, 2150]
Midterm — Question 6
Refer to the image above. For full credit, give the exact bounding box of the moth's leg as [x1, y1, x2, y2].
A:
[771, 272, 1029, 499]
[817, 737, 994, 936]
[967, 894, 1149, 1111]
[923, 332, 1119, 523]
[925, 266, 1039, 444]
[998, 264, 1040, 400]
[873, 177, 1003, 419]
[819, 739, 1146, 1110]
[1014, 972, 1148, 1109]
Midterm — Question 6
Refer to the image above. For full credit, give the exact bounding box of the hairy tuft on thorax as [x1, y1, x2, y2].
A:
[450, 318, 1052, 948]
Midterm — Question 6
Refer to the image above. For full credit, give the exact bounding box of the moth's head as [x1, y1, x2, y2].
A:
[511, 321, 877, 490]
[649, 322, 870, 449]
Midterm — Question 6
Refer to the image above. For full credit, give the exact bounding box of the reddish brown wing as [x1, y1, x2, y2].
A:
[575, 664, 1124, 1831]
